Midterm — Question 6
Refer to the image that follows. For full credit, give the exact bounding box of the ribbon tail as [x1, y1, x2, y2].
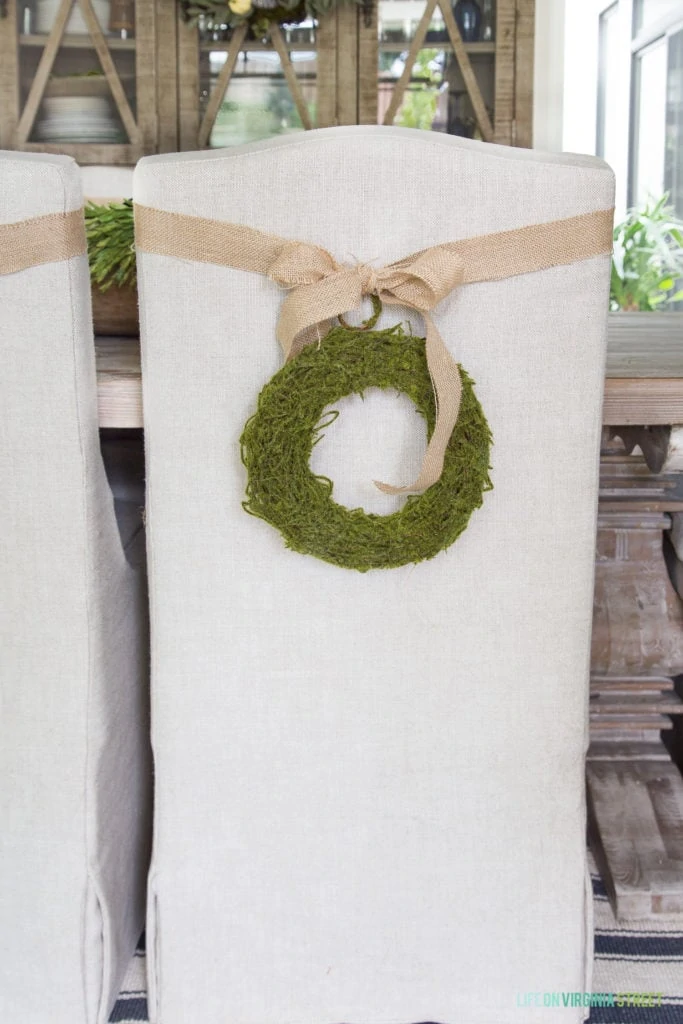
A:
[277, 275, 363, 360]
[375, 314, 462, 495]
[286, 320, 335, 360]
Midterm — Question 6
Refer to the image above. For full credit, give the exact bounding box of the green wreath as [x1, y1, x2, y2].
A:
[240, 316, 493, 572]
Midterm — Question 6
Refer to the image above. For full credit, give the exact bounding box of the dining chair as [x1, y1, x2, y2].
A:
[134, 126, 614, 1024]
[0, 151, 151, 1024]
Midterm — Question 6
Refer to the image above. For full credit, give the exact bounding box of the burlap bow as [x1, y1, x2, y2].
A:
[267, 240, 466, 492]
[134, 204, 614, 493]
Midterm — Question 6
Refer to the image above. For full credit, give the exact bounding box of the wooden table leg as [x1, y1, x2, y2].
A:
[588, 433, 683, 919]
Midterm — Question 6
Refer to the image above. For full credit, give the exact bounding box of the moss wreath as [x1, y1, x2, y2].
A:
[240, 312, 493, 572]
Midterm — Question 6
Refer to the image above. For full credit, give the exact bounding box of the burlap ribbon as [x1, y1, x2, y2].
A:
[0, 209, 87, 275]
[134, 204, 614, 493]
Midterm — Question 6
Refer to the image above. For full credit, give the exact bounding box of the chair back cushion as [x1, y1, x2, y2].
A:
[135, 127, 614, 1024]
[0, 152, 151, 1024]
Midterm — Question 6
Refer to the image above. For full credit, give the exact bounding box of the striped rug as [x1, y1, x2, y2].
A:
[588, 855, 683, 1023]
[110, 855, 683, 1023]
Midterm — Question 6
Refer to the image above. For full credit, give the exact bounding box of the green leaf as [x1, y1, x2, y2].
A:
[85, 199, 136, 291]
[610, 194, 683, 309]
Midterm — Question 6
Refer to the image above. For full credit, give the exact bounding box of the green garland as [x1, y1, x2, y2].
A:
[240, 322, 493, 572]
[180, 0, 361, 39]
[84, 199, 136, 292]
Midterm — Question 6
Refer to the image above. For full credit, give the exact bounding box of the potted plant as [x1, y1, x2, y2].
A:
[85, 199, 138, 336]
[610, 195, 683, 311]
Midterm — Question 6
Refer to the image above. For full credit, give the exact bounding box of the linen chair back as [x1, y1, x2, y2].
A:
[134, 127, 614, 1024]
[0, 152, 151, 1024]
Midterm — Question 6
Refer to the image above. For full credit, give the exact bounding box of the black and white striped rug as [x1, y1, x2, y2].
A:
[588, 858, 683, 1023]
[110, 856, 683, 1023]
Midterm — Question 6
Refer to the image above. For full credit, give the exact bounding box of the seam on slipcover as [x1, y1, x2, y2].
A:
[59, 164, 134, 1022]
[53, 165, 92, 1024]
[580, 310, 606, 1022]
[84, 877, 107, 1023]
[137, 259, 162, 1023]
[57, 165, 100, 1024]
[583, 856, 595, 1021]
[146, 881, 160, 1023]
[136, 129, 615, 179]
[94, 876, 115, 1024]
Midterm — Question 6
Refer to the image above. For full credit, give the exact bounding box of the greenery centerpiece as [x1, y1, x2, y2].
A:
[85, 199, 138, 335]
[85, 198, 136, 292]
[179, 0, 362, 39]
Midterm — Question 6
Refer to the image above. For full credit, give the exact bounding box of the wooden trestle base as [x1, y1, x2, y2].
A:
[587, 431, 683, 920]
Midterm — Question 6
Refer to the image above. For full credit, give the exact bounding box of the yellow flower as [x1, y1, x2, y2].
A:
[229, 0, 252, 14]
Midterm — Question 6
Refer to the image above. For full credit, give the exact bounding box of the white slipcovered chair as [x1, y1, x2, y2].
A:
[134, 127, 614, 1024]
[0, 152, 151, 1024]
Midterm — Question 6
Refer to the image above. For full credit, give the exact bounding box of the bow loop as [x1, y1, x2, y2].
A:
[380, 247, 466, 311]
[265, 241, 466, 492]
[269, 240, 340, 288]
[356, 262, 379, 296]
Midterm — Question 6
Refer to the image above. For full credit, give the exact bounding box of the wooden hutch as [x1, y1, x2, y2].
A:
[0, 0, 534, 160]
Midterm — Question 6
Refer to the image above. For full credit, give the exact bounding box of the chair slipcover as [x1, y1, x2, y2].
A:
[0, 152, 151, 1024]
[134, 127, 614, 1024]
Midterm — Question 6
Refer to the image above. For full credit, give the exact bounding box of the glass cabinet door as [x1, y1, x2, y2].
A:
[177, 13, 338, 151]
[0, 0, 532, 160]
[0, 0, 156, 162]
[376, 0, 496, 140]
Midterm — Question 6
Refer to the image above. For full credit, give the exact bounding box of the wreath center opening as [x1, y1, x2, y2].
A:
[309, 389, 428, 516]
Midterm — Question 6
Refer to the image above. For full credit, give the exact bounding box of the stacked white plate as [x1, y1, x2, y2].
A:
[35, 0, 111, 35]
[33, 95, 125, 143]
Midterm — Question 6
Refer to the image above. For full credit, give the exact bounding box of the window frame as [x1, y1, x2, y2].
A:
[596, 1, 620, 158]
[628, 6, 683, 209]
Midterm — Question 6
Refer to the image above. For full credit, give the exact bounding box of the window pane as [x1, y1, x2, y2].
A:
[665, 28, 683, 215]
[377, 1, 495, 135]
[379, 0, 447, 46]
[21, 2, 135, 147]
[597, 4, 620, 164]
[633, 0, 683, 36]
[200, 42, 317, 149]
[632, 38, 668, 204]
[378, 47, 449, 131]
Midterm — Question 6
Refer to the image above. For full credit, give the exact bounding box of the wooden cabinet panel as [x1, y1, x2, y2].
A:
[0, 0, 158, 164]
[0, 1, 535, 163]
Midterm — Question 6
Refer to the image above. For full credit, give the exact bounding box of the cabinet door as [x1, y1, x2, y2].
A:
[0, 0, 156, 163]
[174, 9, 347, 152]
[359, 0, 534, 147]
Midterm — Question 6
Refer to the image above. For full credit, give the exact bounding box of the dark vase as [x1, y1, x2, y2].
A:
[453, 0, 482, 42]
[447, 92, 474, 138]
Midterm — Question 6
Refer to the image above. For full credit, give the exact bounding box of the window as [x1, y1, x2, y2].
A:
[593, 0, 683, 216]
[634, 0, 682, 35]
[630, 1, 683, 214]
[666, 27, 683, 213]
[597, 4, 621, 168]
[632, 37, 669, 205]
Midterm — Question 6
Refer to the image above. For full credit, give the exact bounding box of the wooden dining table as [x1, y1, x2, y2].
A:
[95, 315, 683, 429]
